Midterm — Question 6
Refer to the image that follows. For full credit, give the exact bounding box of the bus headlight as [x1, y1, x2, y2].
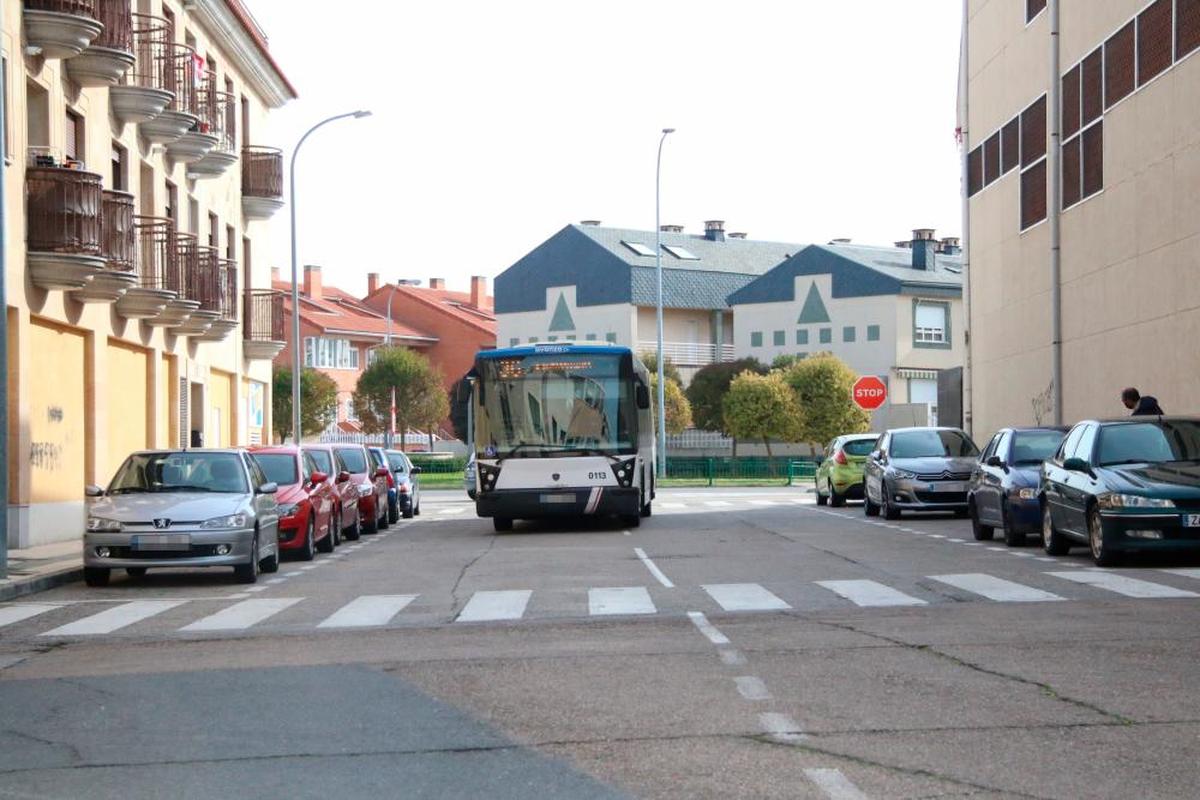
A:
[613, 457, 637, 488]
[477, 463, 501, 493]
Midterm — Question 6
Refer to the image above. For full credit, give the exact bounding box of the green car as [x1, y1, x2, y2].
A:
[816, 434, 879, 507]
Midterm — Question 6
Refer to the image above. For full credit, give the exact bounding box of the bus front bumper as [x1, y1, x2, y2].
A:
[477, 487, 639, 519]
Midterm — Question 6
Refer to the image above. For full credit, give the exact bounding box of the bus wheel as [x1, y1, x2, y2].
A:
[493, 517, 513, 532]
[622, 513, 641, 529]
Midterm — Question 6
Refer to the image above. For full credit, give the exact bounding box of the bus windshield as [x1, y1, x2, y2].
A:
[475, 351, 637, 458]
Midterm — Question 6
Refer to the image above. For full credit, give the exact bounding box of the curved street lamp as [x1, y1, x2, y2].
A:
[289, 110, 372, 445]
[655, 127, 675, 477]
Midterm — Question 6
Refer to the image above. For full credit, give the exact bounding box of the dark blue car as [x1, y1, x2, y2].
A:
[968, 426, 1068, 546]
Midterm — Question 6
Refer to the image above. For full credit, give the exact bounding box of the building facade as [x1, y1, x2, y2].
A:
[4, 0, 295, 546]
[964, 0, 1200, 437]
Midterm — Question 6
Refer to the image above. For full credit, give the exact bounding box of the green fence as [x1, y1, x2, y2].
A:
[662, 457, 818, 487]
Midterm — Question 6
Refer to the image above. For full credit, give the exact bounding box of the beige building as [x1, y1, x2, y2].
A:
[4, 0, 295, 547]
[964, 0, 1200, 438]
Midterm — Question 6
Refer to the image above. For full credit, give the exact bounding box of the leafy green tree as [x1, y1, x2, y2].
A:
[353, 347, 449, 449]
[639, 351, 683, 387]
[722, 371, 803, 468]
[772, 353, 804, 371]
[650, 373, 694, 435]
[685, 358, 767, 432]
[781, 353, 871, 450]
[272, 367, 339, 442]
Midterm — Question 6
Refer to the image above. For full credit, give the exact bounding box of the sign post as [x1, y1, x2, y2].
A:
[852, 376, 888, 412]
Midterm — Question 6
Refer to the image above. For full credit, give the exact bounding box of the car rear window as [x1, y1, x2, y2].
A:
[842, 439, 876, 456]
[336, 448, 367, 473]
[306, 449, 333, 475]
[891, 430, 979, 459]
[252, 453, 298, 486]
[1011, 431, 1066, 464]
[386, 452, 408, 472]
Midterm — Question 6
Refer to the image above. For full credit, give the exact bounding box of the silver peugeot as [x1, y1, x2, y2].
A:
[83, 449, 281, 586]
[863, 427, 981, 519]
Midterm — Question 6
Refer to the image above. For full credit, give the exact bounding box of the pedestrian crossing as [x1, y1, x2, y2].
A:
[3, 568, 1200, 640]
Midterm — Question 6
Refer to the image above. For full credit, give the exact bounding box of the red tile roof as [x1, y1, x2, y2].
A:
[277, 280, 437, 342]
[364, 284, 497, 336]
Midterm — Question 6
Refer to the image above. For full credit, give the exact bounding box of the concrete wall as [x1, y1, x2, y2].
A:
[497, 286, 636, 348]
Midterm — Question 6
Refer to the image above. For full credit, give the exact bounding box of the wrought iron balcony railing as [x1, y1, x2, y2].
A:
[242, 146, 283, 198]
[125, 13, 171, 90]
[26, 166, 103, 255]
[24, 0, 96, 13]
[90, 0, 132, 51]
[100, 190, 134, 272]
[163, 42, 199, 117]
[245, 289, 285, 342]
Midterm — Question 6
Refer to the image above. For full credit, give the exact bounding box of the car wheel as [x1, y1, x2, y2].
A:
[84, 567, 111, 587]
[414, 500, 421, 516]
[864, 482, 880, 517]
[362, 503, 378, 534]
[234, 533, 260, 584]
[1001, 501, 1024, 547]
[378, 497, 390, 530]
[299, 516, 316, 561]
[344, 511, 361, 541]
[402, 504, 414, 519]
[970, 500, 994, 541]
[125, 567, 148, 579]
[493, 517, 513, 532]
[330, 506, 341, 547]
[317, 513, 335, 554]
[388, 498, 400, 524]
[830, 485, 846, 508]
[1088, 506, 1118, 567]
[261, 532, 280, 574]
[882, 483, 901, 520]
[1042, 503, 1070, 556]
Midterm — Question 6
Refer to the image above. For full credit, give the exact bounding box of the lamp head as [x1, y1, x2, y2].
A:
[354, 110, 373, 119]
[662, 127, 675, 134]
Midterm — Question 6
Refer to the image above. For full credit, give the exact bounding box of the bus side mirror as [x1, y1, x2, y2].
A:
[636, 384, 650, 409]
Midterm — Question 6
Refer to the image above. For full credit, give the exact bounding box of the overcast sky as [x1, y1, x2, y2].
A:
[253, 0, 964, 297]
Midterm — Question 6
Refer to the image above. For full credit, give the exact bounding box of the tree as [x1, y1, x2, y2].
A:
[686, 358, 767, 432]
[353, 347, 449, 449]
[722, 371, 803, 467]
[650, 373, 693, 435]
[639, 351, 683, 387]
[771, 353, 804, 371]
[272, 367, 338, 442]
[781, 353, 871, 450]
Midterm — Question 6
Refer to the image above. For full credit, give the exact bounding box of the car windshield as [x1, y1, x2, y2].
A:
[386, 453, 408, 472]
[108, 452, 248, 494]
[252, 453, 299, 486]
[842, 439, 876, 456]
[891, 430, 979, 459]
[336, 448, 368, 473]
[306, 449, 333, 475]
[1010, 431, 1067, 465]
[1097, 420, 1200, 466]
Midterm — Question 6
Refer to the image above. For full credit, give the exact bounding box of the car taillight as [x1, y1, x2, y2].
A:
[398, 483, 409, 494]
[834, 449, 848, 465]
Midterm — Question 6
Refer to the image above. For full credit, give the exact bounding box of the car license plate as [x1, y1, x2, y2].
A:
[132, 534, 191, 551]
[928, 482, 966, 493]
[540, 493, 576, 504]
[1185, 514, 1200, 528]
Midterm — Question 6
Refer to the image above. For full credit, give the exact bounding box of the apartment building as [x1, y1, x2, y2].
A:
[964, 0, 1200, 436]
[4, 0, 295, 546]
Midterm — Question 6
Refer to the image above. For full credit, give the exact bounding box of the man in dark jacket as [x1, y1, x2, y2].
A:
[1121, 387, 1164, 416]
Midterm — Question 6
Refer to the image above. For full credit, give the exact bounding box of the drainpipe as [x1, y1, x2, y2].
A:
[959, 0, 973, 437]
[1049, 0, 1063, 425]
[0, 0, 8, 577]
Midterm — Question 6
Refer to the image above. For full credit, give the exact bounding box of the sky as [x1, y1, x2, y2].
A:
[252, 0, 965, 298]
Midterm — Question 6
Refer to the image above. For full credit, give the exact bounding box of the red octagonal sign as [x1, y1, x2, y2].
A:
[852, 376, 888, 411]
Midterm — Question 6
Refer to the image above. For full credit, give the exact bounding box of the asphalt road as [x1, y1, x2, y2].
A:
[3, 487, 1200, 799]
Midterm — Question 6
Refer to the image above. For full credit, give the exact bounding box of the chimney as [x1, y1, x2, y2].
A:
[703, 220, 726, 242]
[580, 219, 601, 226]
[728, 232, 748, 239]
[910, 228, 937, 270]
[367, 272, 380, 295]
[271, 266, 280, 283]
[303, 264, 322, 300]
[660, 224, 684, 233]
[470, 276, 487, 308]
[939, 236, 962, 255]
[429, 278, 445, 290]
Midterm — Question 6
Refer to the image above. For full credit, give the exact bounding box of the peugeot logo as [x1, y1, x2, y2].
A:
[552, 473, 561, 482]
[152, 518, 171, 530]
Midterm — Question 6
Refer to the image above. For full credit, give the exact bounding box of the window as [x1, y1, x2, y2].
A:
[26, 79, 49, 150]
[796, 329, 809, 346]
[909, 378, 938, 405]
[111, 142, 127, 191]
[1059, 425, 1086, 461]
[1075, 424, 1099, 464]
[509, 338, 519, 347]
[547, 335, 557, 342]
[914, 301, 950, 347]
[967, 146, 983, 196]
[621, 241, 656, 257]
[585, 333, 597, 341]
[366, 348, 378, 367]
[64, 110, 84, 163]
[1021, 159, 1047, 230]
[1081, 48, 1103, 126]
[1026, 0, 1046, 23]
[1020, 95, 1046, 168]
[750, 332, 763, 348]
[303, 337, 360, 369]
[1180, 0, 1200, 60]
[605, 333, 617, 343]
[1062, 65, 1081, 140]
[164, 180, 178, 227]
[773, 330, 785, 347]
[1105, 21, 1136, 109]
[1063, 135, 1082, 208]
[529, 336, 539, 343]
[819, 328, 832, 344]
[983, 131, 1001, 185]
[1081, 121, 1104, 198]
[843, 326, 856, 343]
[1000, 117, 1020, 173]
[1019, 95, 1047, 230]
[662, 244, 699, 260]
[1138, 0, 1173, 86]
[208, 212, 219, 249]
[867, 325, 881, 342]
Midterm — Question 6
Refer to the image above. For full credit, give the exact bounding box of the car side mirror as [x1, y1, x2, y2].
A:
[310, 471, 328, 485]
[635, 383, 650, 410]
[410, 465, 422, 475]
[258, 482, 278, 495]
[1062, 457, 1092, 474]
[84, 484, 104, 498]
[336, 470, 351, 484]
[986, 455, 1005, 469]
[375, 466, 390, 478]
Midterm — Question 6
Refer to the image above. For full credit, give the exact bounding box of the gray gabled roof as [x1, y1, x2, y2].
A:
[573, 224, 802, 276]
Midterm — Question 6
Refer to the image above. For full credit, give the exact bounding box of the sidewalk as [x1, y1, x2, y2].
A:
[0, 540, 83, 602]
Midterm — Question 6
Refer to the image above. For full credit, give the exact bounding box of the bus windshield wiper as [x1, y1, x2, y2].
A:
[497, 442, 545, 462]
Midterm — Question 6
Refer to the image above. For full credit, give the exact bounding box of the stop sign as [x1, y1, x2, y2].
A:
[852, 376, 888, 411]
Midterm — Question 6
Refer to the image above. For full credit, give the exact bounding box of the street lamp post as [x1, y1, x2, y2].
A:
[384, 281, 398, 448]
[655, 128, 675, 478]
[289, 110, 371, 445]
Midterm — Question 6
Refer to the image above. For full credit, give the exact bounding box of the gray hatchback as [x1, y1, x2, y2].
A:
[863, 427, 980, 519]
[83, 449, 281, 586]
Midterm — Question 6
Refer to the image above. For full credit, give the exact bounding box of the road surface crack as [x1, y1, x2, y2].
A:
[449, 536, 498, 611]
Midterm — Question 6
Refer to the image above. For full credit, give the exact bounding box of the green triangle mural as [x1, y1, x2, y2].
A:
[549, 293, 576, 332]
[797, 283, 831, 324]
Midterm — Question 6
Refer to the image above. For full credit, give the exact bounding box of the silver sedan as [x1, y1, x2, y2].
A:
[83, 449, 281, 586]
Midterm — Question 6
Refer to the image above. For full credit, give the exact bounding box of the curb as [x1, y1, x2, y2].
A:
[0, 565, 84, 602]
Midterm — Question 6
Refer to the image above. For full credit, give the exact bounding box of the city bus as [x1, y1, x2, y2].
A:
[470, 344, 655, 531]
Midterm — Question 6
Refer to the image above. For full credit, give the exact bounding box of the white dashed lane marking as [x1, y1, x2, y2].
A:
[634, 547, 675, 588]
[803, 767, 870, 800]
[759, 711, 806, 743]
[734, 676, 772, 701]
[687, 611, 731, 645]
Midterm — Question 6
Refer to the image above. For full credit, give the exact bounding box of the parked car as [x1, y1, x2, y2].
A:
[464, 453, 477, 500]
[333, 444, 388, 533]
[367, 446, 398, 523]
[968, 426, 1068, 546]
[816, 433, 879, 506]
[250, 446, 336, 560]
[863, 427, 980, 519]
[1041, 417, 1200, 566]
[303, 444, 360, 542]
[83, 449, 280, 586]
[385, 449, 423, 519]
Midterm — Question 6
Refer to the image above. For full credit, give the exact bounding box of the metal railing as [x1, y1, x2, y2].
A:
[125, 13, 172, 91]
[100, 190, 135, 272]
[169, 231, 199, 297]
[163, 42, 199, 117]
[91, 0, 132, 52]
[197, 71, 236, 152]
[25, 0, 97, 16]
[661, 456, 819, 486]
[635, 341, 736, 366]
[242, 146, 283, 198]
[244, 289, 285, 342]
[217, 258, 239, 320]
[134, 215, 173, 289]
[26, 167, 103, 254]
[191, 246, 222, 313]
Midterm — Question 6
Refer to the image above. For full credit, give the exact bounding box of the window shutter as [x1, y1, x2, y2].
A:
[1137, 0, 1173, 87]
[1001, 117, 1020, 173]
[1061, 66, 1080, 140]
[1062, 135, 1082, 208]
[1020, 96, 1046, 168]
[983, 132, 1001, 185]
[1105, 21, 1136, 109]
[1179, 0, 1200, 60]
[967, 147, 983, 196]
[1081, 48, 1103, 126]
[1082, 122, 1104, 199]
[1021, 160, 1047, 230]
[64, 113, 77, 160]
[1026, 0, 1046, 23]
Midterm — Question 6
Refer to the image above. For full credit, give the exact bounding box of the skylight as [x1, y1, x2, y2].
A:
[662, 244, 700, 261]
[621, 241, 656, 257]
[943, 266, 963, 274]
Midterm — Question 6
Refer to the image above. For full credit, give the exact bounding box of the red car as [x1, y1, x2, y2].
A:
[249, 446, 335, 560]
[332, 444, 389, 534]
[303, 444, 361, 542]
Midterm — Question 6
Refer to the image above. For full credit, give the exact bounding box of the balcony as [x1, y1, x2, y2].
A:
[116, 216, 177, 319]
[74, 190, 138, 303]
[109, 14, 173, 124]
[22, 0, 103, 60]
[164, 49, 218, 163]
[25, 165, 106, 290]
[142, 43, 200, 146]
[243, 290, 286, 360]
[241, 146, 284, 220]
[66, 0, 134, 86]
[188, 74, 238, 179]
[191, 253, 240, 342]
[636, 341, 736, 367]
[141, 230, 202, 329]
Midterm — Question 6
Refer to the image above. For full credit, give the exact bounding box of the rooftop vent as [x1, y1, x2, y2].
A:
[938, 236, 962, 255]
[829, 238, 851, 245]
[703, 220, 725, 242]
[580, 220, 601, 226]
[659, 224, 684, 233]
[728, 232, 748, 239]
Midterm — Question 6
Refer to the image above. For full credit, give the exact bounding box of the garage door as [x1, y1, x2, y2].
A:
[29, 320, 86, 503]
[106, 340, 150, 480]
[208, 369, 233, 448]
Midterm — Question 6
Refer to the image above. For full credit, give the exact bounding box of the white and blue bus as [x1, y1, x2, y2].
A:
[470, 344, 655, 531]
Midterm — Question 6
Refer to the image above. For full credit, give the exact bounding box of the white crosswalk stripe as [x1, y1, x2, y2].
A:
[181, 598, 302, 632]
[703, 583, 791, 612]
[804, 768, 870, 800]
[705, 500, 733, 508]
[318, 595, 417, 628]
[439, 507, 466, 515]
[42, 600, 186, 636]
[1047, 571, 1200, 599]
[660, 502, 686, 510]
[1162, 568, 1200, 581]
[929, 573, 1064, 602]
[456, 590, 532, 622]
[0, 603, 60, 629]
[816, 580, 926, 607]
[588, 587, 656, 616]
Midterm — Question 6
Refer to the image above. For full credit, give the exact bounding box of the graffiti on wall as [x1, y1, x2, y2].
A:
[1031, 381, 1054, 426]
[30, 442, 63, 470]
